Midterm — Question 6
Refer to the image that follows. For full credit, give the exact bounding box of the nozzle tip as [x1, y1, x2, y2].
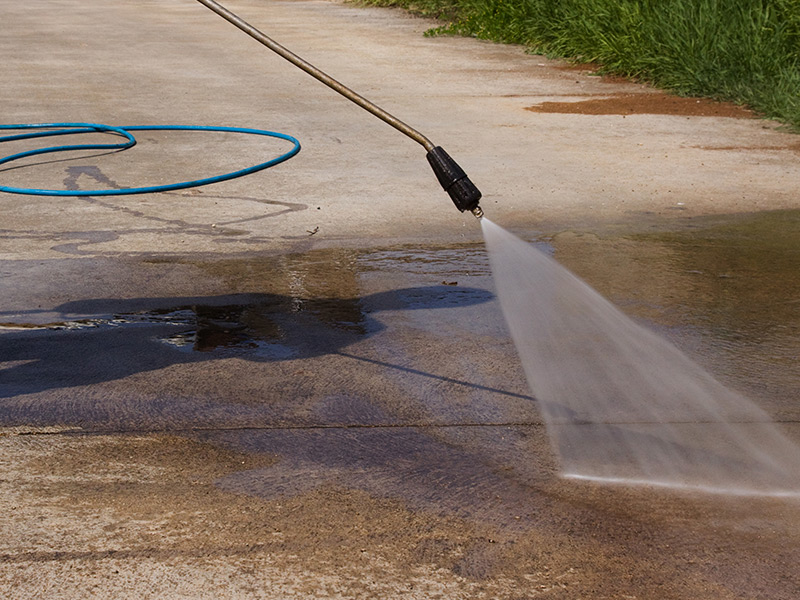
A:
[426, 146, 482, 213]
[471, 206, 484, 219]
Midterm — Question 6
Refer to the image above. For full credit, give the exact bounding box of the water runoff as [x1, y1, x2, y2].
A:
[481, 218, 800, 497]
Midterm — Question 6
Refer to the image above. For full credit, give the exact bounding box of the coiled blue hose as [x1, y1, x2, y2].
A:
[0, 123, 301, 196]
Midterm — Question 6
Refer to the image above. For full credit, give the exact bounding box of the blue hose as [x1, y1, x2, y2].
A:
[0, 123, 300, 196]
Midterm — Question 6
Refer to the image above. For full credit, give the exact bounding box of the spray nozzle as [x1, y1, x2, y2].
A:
[194, 1, 485, 218]
[426, 146, 482, 216]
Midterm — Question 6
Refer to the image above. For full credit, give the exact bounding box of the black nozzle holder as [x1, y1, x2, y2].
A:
[426, 146, 482, 214]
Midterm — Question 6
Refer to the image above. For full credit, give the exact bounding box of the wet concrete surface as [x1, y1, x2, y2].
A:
[2, 0, 800, 598]
[3, 215, 800, 599]
[550, 210, 800, 419]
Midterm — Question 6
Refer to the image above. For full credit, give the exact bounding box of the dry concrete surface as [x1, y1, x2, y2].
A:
[1, 0, 799, 599]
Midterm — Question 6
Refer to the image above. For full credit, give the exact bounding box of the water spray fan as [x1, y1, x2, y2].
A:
[194, 0, 483, 218]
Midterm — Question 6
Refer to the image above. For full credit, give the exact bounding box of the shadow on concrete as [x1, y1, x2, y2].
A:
[0, 285, 493, 400]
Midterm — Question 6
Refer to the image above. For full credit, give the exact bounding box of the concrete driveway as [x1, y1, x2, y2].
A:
[2, 1, 799, 598]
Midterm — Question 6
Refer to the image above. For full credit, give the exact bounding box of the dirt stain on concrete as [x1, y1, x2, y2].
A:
[527, 92, 754, 118]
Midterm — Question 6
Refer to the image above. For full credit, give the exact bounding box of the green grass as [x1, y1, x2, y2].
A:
[359, 0, 800, 129]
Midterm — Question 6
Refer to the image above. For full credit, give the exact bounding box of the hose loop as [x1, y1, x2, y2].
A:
[0, 123, 300, 196]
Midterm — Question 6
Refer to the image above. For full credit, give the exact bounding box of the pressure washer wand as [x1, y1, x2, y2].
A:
[193, 0, 483, 217]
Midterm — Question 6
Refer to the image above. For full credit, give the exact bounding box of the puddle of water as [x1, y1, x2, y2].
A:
[158, 298, 368, 357]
